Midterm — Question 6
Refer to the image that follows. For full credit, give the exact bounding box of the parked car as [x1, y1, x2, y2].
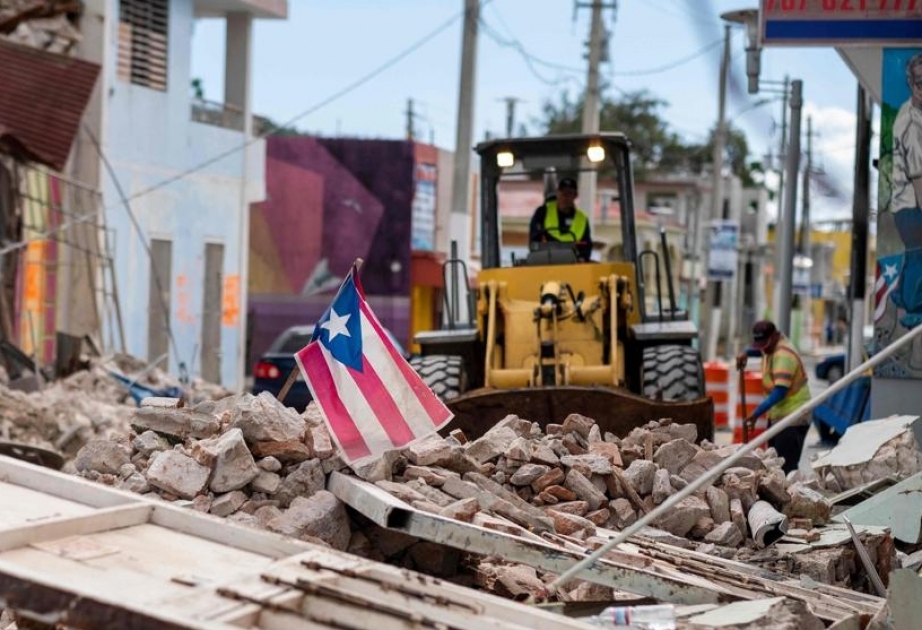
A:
[814, 325, 875, 384]
[252, 324, 408, 412]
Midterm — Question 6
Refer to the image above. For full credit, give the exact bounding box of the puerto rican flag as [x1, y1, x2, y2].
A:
[874, 254, 902, 322]
[295, 264, 453, 465]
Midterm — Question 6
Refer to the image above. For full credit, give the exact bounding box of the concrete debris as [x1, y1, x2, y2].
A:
[57, 389, 898, 621]
[813, 415, 922, 491]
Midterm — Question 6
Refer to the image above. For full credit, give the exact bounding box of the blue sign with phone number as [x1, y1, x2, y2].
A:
[761, 0, 922, 45]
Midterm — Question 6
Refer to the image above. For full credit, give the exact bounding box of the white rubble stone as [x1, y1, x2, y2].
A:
[251, 471, 281, 495]
[267, 491, 351, 550]
[623, 459, 657, 495]
[704, 521, 744, 546]
[211, 490, 247, 517]
[653, 439, 698, 475]
[146, 451, 210, 499]
[706, 486, 731, 524]
[652, 468, 672, 504]
[75, 440, 130, 475]
[131, 430, 169, 457]
[132, 407, 220, 439]
[258, 456, 282, 472]
[193, 428, 260, 493]
[276, 459, 325, 507]
[510, 463, 551, 486]
[466, 426, 518, 464]
[653, 495, 710, 537]
[231, 392, 306, 443]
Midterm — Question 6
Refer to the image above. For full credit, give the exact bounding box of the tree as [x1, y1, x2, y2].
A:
[535, 89, 757, 184]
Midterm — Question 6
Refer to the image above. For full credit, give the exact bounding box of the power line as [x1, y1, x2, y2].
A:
[612, 38, 722, 76]
[106, 6, 474, 210]
[479, 18, 582, 86]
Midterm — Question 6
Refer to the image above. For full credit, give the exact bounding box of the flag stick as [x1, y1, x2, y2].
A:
[277, 258, 364, 405]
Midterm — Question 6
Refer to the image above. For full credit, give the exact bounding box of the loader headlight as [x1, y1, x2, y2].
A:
[496, 151, 515, 168]
[587, 144, 605, 163]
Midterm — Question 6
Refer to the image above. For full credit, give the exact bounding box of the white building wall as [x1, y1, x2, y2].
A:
[92, 0, 266, 389]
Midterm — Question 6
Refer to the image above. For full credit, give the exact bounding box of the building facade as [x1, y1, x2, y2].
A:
[65, 0, 286, 389]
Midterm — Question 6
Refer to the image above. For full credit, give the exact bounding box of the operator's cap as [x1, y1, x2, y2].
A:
[751, 320, 777, 350]
[558, 177, 578, 191]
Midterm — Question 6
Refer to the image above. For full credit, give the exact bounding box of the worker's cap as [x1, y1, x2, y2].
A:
[558, 177, 578, 192]
[751, 320, 778, 349]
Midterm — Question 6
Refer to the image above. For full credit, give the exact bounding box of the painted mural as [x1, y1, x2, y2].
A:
[247, 137, 418, 364]
[875, 48, 922, 378]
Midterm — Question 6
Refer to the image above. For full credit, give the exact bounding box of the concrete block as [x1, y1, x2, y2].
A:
[653, 438, 698, 475]
[231, 392, 306, 443]
[193, 428, 259, 493]
[75, 440, 130, 475]
[623, 459, 657, 496]
[146, 450, 210, 500]
[267, 491, 351, 550]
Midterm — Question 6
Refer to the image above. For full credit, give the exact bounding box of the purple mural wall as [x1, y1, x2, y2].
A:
[247, 136, 417, 371]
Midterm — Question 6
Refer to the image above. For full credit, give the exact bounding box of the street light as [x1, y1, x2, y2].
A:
[721, 8, 760, 94]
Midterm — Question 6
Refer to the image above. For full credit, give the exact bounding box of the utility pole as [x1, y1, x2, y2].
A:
[501, 97, 522, 137]
[848, 86, 871, 372]
[406, 98, 416, 140]
[772, 75, 790, 320]
[701, 24, 731, 362]
[448, 0, 478, 320]
[800, 117, 813, 349]
[776, 79, 803, 339]
[577, 0, 607, 223]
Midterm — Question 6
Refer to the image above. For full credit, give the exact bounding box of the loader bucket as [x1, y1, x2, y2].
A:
[444, 386, 714, 443]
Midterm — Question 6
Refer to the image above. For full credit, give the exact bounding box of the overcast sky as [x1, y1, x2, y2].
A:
[191, 0, 876, 222]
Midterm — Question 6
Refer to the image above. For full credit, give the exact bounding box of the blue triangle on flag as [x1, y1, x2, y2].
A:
[312, 272, 364, 372]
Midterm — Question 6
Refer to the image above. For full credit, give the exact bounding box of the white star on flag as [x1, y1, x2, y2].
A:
[321, 308, 351, 342]
[884, 263, 898, 281]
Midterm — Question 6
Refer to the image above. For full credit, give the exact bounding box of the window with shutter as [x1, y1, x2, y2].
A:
[117, 0, 169, 91]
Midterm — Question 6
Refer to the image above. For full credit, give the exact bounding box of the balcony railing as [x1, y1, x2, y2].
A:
[191, 99, 244, 132]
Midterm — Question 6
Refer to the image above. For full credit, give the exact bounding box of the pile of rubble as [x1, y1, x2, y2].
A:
[0, 354, 232, 460]
[70, 390, 887, 600]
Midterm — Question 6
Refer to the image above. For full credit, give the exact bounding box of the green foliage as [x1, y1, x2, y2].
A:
[535, 89, 758, 184]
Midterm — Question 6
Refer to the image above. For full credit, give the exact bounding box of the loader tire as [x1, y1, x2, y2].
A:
[409, 355, 468, 401]
[642, 345, 705, 402]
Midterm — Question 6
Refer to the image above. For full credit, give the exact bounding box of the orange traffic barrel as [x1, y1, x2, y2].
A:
[733, 370, 768, 444]
[703, 361, 730, 429]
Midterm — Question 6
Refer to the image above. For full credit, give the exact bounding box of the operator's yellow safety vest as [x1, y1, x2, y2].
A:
[544, 201, 588, 242]
[761, 338, 811, 423]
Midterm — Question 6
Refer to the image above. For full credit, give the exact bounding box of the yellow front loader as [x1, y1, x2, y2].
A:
[410, 134, 713, 441]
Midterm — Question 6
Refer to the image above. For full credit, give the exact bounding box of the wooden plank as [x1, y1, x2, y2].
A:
[0, 504, 151, 553]
[149, 503, 311, 559]
[0, 557, 229, 630]
[0, 456, 142, 508]
[0, 480, 94, 529]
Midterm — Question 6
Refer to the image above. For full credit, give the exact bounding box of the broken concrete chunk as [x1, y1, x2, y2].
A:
[250, 440, 313, 463]
[466, 426, 518, 464]
[403, 465, 447, 486]
[531, 467, 566, 492]
[785, 483, 831, 525]
[563, 468, 607, 511]
[146, 450, 210, 500]
[510, 463, 551, 486]
[408, 541, 459, 578]
[211, 490, 247, 517]
[706, 486, 731, 524]
[132, 407, 220, 440]
[309, 423, 335, 459]
[705, 521, 744, 546]
[653, 438, 697, 475]
[560, 454, 613, 476]
[652, 468, 672, 504]
[267, 491, 350, 550]
[622, 459, 657, 496]
[75, 440, 130, 475]
[609, 498, 636, 528]
[439, 497, 479, 522]
[405, 435, 453, 466]
[251, 471, 281, 495]
[530, 442, 560, 466]
[561, 413, 595, 438]
[131, 430, 169, 457]
[504, 436, 533, 462]
[653, 495, 710, 537]
[257, 456, 282, 472]
[192, 428, 259, 493]
[275, 459, 325, 508]
[588, 441, 623, 468]
[231, 392, 306, 443]
[548, 509, 596, 537]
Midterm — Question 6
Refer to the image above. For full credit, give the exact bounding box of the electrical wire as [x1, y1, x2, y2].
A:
[612, 38, 722, 76]
[479, 18, 582, 87]
[106, 5, 474, 210]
